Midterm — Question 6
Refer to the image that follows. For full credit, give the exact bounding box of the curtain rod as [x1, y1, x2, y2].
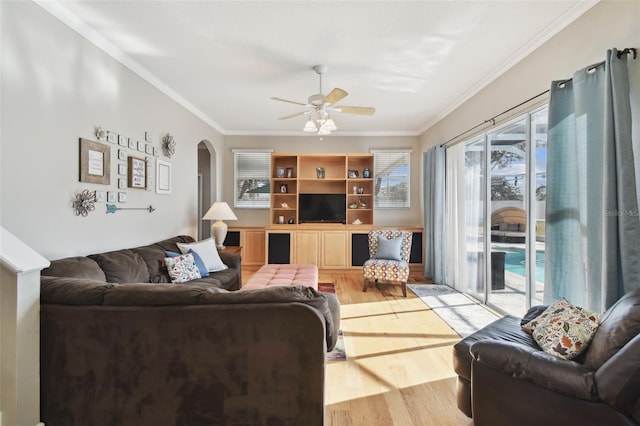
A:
[440, 89, 549, 148]
[440, 47, 637, 148]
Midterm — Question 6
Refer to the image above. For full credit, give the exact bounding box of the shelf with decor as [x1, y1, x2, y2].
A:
[347, 154, 373, 180]
[298, 154, 346, 180]
[269, 153, 373, 226]
[271, 154, 298, 225]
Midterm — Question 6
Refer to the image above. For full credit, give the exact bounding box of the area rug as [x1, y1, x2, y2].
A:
[408, 284, 500, 338]
[318, 281, 336, 293]
[326, 330, 346, 361]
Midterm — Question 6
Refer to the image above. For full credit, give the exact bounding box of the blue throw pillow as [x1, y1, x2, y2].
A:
[165, 250, 209, 277]
[373, 235, 403, 261]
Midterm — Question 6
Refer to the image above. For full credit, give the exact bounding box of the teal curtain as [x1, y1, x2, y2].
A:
[546, 49, 640, 311]
[423, 146, 445, 283]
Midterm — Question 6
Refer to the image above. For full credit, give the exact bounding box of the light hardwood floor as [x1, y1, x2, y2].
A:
[243, 269, 473, 426]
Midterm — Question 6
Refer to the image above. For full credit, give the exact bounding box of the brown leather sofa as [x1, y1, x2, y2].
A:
[40, 235, 340, 426]
[453, 289, 640, 426]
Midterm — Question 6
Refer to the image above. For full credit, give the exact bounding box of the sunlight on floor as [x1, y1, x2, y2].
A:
[326, 298, 461, 406]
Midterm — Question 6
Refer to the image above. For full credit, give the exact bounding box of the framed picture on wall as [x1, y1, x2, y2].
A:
[156, 159, 171, 195]
[127, 156, 147, 189]
[94, 190, 106, 203]
[79, 138, 110, 185]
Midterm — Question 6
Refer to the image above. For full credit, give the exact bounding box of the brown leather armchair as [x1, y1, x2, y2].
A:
[453, 288, 640, 426]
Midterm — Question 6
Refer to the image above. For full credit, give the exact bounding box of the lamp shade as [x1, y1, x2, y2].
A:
[203, 202, 238, 221]
[203, 202, 237, 249]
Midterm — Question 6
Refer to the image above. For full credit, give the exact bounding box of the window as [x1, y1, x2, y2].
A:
[373, 150, 410, 208]
[233, 150, 271, 208]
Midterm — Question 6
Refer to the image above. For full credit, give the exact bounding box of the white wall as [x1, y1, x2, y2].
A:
[223, 135, 423, 227]
[420, 0, 640, 150]
[1, 2, 224, 260]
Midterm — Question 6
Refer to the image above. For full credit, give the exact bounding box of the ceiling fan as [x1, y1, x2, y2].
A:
[271, 65, 375, 135]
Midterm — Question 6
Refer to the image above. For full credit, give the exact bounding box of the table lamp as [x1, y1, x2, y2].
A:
[203, 201, 238, 249]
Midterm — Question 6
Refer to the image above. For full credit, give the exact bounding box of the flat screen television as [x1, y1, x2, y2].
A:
[298, 193, 346, 224]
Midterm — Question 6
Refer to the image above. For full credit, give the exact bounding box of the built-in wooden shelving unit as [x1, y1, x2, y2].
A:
[270, 153, 374, 226]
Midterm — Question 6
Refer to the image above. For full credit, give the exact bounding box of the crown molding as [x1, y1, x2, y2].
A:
[223, 129, 420, 137]
[36, 0, 598, 139]
[34, 0, 226, 135]
[418, 0, 599, 135]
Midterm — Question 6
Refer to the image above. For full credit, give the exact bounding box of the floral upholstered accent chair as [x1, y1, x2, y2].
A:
[363, 230, 413, 297]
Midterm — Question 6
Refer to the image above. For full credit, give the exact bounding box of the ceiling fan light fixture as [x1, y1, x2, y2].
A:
[271, 64, 374, 136]
[317, 117, 336, 135]
[318, 126, 332, 136]
[323, 117, 337, 132]
[303, 118, 318, 132]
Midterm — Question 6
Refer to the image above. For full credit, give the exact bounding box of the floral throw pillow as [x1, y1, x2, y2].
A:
[523, 299, 601, 360]
[164, 253, 202, 284]
[165, 250, 209, 277]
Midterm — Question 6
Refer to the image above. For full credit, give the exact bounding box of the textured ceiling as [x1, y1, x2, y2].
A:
[46, 0, 596, 136]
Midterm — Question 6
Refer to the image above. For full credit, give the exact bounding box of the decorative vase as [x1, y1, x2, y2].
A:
[316, 167, 325, 179]
[363, 168, 371, 178]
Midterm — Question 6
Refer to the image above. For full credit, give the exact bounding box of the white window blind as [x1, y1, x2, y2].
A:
[373, 150, 410, 208]
[233, 150, 271, 208]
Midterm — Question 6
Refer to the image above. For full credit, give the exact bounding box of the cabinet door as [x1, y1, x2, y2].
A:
[243, 229, 265, 265]
[321, 231, 348, 269]
[294, 231, 320, 264]
[351, 232, 370, 267]
[268, 232, 291, 264]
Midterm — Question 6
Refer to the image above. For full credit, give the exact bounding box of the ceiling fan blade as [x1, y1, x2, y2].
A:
[333, 106, 376, 115]
[278, 111, 308, 120]
[322, 88, 348, 105]
[271, 97, 307, 106]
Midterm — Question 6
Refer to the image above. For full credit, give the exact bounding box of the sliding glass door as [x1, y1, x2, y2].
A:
[487, 118, 527, 313]
[446, 106, 548, 316]
[531, 108, 548, 305]
[464, 138, 486, 301]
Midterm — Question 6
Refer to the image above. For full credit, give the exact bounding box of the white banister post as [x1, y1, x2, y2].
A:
[0, 227, 50, 426]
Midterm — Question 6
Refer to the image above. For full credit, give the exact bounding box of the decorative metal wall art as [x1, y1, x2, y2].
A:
[162, 133, 175, 158]
[73, 189, 96, 216]
[106, 204, 156, 214]
[95, 126, 107, 141]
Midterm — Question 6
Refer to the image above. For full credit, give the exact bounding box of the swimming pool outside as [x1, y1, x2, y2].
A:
[499, 246, 545, 282]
